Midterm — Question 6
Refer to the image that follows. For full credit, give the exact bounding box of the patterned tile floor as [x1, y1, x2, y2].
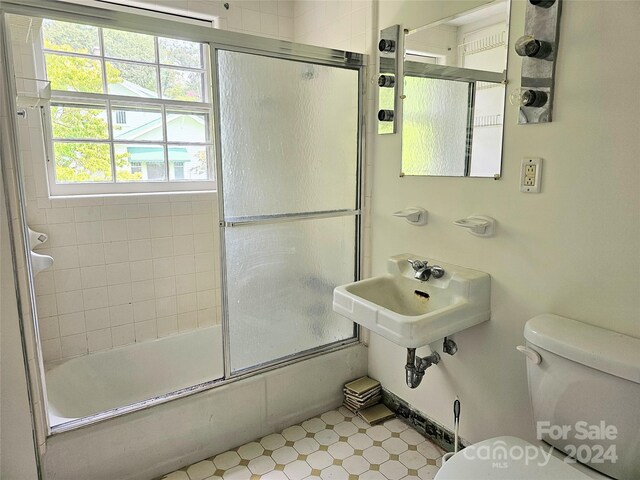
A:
[161, 406, 445, 480]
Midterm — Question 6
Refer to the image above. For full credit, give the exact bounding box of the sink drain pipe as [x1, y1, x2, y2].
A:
[405, 348, 441, 388]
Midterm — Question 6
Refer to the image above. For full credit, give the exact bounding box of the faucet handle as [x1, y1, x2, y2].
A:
[430, 265, 445, 278]
[407, 259, 427, 271]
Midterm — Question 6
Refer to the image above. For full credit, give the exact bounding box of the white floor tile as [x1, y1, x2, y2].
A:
[238, 441, 264, 460]
[160, 408, 443, 480]
[185, 460, 215, 480]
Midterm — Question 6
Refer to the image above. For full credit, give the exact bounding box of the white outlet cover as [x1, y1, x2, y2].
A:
[521, 157, 542, 193]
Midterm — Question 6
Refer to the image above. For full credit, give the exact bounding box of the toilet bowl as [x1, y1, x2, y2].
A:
[434, 314, 640, 480]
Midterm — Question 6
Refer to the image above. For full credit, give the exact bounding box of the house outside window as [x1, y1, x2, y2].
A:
[42, 19, 215, 195]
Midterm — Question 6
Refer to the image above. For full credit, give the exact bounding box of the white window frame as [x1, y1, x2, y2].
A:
[39, 20, 217, 197]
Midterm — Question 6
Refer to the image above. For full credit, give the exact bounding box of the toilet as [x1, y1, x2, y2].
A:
[435, 314, 640, 480]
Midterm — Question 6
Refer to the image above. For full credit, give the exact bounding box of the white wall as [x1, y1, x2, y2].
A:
[368, 0, 640, 444]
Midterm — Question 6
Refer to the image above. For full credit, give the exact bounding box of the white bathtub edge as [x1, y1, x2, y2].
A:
[46, 326, 224, 426]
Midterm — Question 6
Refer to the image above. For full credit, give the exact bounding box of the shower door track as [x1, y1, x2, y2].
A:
[0, 0, 366, 438]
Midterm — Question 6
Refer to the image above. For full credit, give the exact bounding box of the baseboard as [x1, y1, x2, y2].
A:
[381, 388, 468, 453]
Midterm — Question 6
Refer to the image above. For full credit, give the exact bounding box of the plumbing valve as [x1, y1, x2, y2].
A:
[443, 337, 458, 355]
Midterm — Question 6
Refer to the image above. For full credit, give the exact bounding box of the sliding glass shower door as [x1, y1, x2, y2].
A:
[215, 50, 361, 374]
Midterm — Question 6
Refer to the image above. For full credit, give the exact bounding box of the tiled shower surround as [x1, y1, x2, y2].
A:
[9, 20, 222, 364]
[30, 193, 221, 362]
[161, 408, 443, 480]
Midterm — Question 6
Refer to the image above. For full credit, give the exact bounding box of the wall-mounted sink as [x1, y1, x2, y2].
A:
[333, 254, 491, 348]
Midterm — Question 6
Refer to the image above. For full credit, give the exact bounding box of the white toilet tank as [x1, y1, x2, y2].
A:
[524, 314, 640, 480]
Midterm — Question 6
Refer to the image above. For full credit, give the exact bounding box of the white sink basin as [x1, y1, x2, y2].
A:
[333, 254, 491, 348]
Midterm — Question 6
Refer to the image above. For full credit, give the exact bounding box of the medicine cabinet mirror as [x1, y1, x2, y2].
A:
[401, 0, 510, 177]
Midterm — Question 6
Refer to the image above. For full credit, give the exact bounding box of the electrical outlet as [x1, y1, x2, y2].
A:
[521, 157, 542, 193]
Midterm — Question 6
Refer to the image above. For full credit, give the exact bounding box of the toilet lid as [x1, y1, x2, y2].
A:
[434, 436, 594, 480]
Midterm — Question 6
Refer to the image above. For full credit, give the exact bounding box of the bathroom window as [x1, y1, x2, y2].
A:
[42, 19, 215, 195]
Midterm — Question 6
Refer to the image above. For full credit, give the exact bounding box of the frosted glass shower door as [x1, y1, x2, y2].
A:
[216, 50, 360, 373]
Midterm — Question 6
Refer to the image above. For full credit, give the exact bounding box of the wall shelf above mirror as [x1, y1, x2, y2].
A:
[379, 0, 511, 179]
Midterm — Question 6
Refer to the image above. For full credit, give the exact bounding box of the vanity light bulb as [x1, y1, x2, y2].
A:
[378, 39, 396, 53]
[521, 90, 548, 108]
[510, 89, 548, 108]
[508, 90, 523, 106]
[378, 110, 394, 122]
[378, 75, 395, 88]
[515, 35, 552, 59]
[529, 0, 556, 7]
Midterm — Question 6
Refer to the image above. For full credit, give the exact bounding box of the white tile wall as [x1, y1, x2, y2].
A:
[225, 0, 295, 39]
[29, 193, 222, 363]
[8, 19, 222, 365]
[32, 194, 222, 362]
[137, 0, 295, 40]
[293, 0, 373, 53]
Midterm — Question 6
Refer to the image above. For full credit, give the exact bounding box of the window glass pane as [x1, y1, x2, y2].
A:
[41, 20, 215, 193]
[42, 19, 100, 55]
[45, 54, 104, 93]
[103, 29, 156, 63]
[51, 104, 108, 140]
[161, 68, 203, 102]
[54, 142, 112, 183]
[166, 111, 208, 143]
[106, 61, 158, 97]
[115, 144, 166, 182]
[112, 106, 163, 142]
[168, 145, 210, 180]
[158, 37, 202, 68]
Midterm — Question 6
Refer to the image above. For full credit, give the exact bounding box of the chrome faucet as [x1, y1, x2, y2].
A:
[407, 259, 445, 281]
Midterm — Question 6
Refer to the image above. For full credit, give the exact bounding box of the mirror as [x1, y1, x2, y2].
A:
[401, 0, 510, 177]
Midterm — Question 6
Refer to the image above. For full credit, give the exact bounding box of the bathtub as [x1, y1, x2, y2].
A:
[45, 325, 224, 426]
